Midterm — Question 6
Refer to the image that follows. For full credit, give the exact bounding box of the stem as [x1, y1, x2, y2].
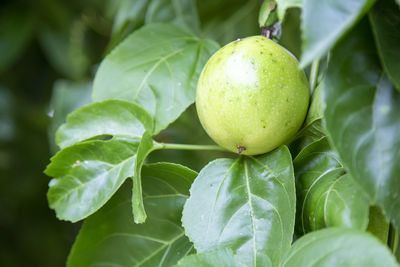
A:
[156, 143, 230, 152]
[261, 26, 275, 39]
[309, 58, 320, 93]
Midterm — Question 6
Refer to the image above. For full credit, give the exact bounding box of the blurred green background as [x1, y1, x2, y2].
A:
[0, 0, 303, 265]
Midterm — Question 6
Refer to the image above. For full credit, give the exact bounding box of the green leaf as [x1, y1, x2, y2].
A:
[182, 146, 295, 267]
[67, 163, 197, 267]
[93, 23, 219, 133]
[276, 0, 302, 20]
[369, 0, 400, 91]
[45, 135, 156, 222]
[323, 20, 400, 232]
[258, 1, 278, 27]
[300, 0, 375, 67]
[294, 137, 369, 234]
[131, 132, 156, 223]
[0, 7, 33, 72]
[281, 228, 399, 267]
[48, 80, 92, 153]
[56, 100, 154, 149]
[109, 0, 200, 51]
[175, 249, 243, 267]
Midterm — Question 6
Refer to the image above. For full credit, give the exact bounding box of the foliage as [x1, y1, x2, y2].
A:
[2, 0, 398, 265]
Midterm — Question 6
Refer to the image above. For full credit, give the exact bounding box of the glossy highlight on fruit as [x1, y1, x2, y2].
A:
[196, 36, 309, 155]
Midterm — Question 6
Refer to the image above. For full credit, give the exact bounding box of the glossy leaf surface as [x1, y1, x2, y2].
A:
[93, 23, 219, 133]
[301, 0, 375, 67]
[175, 249, 243, 267]
[294, 137, 369, 234]
[324, 21, 400, 231]
[68, 163, 197, 267]
[369, 0, 400, 91]
[182, 146, 295, 267]
[56, 100, 153, 149]
[281, 228, 399, 267]
[46, 135, 155, 222]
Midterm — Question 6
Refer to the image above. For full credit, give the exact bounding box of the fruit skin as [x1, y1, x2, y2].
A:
[196, 36, 309, 155]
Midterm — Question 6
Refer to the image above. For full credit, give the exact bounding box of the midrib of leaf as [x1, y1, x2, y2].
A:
[323, 173, 346, 227]
[307, 245, 348, 267]
[134, 47, 186, 99]
[300, 166, 343, 234]
[244, 159, 257, 267]
[101, 233, 169, 245]
[142, 175, 181, 196]
[51, 155, 136, 207]
[135, 231, 185, 266]
[249, 156, 292, 211]
[110, 36, 199, 60]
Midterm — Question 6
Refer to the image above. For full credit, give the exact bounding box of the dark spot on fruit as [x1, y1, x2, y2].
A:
[263, 125, 266, 128]
[269, 53, 273, 56]
[237, 145, 246, 154]
[286, 98, 289, 102]
[260, 51, 263, 54]
[272, 59, 277, 63]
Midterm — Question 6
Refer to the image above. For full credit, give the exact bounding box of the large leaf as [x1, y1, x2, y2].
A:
[45, 135, 156, 222]
[294, 137, 369, 234]
[175, 249, 243, 267]
[281, 228, 399, 267]
[56, 100, 154, 149]
[109, 0, 200, 51]
[369, 0, 400, 91]
[93, 23, 219, 133]
[300, 0, 375, 67]
[182, 146, 295, 267]
[68, 163, 197, 267]
[324, 20, 400, 231]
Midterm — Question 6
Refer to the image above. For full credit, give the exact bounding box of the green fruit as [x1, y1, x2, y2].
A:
[196, 36, 309, 155]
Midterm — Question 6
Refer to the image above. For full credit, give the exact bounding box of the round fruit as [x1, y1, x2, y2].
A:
[196, 36, 309, 155]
